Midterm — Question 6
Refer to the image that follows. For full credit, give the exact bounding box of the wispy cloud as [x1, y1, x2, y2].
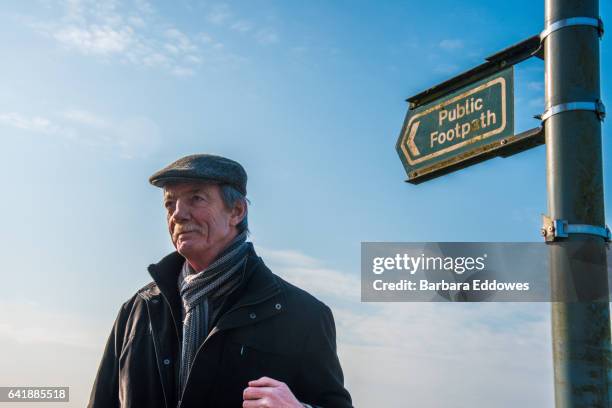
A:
[164, 28, 198, 54]
[203, 3, 279, 45]
[53, 25, 134, 55]
[0, 299, 103, 349]
[439, 38, 464, 51]
[26, 0, 226, 77]
[0, 108, 161, 159]
[255, 28, 279, 45]
[171, 66, 195, 77]
[21, 1, 280, 76]
[63, 108, 110, 128]
[206, 3, 232, 25]
[230, 20, 253, 33]
[527, 81, 544, 91]
[257, 246, 359, 300]
[0, 112, 64, 135]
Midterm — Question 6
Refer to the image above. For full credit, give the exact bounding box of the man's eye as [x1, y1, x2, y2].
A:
[164, 202, 174, 209]
[193, 195, 205, 202]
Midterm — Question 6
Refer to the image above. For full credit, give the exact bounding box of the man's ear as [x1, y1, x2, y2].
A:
[230, 199, 247, 227]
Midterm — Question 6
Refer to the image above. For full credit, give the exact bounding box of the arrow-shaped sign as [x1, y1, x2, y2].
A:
[396, 67, 514, 183]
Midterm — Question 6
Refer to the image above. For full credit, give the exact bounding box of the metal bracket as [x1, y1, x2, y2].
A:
[540, 16, 604, 42]
[539, 100, 606, 122]
[541, 216, 611, 242]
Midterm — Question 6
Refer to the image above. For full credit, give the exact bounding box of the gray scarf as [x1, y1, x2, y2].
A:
[177, 231, 250, 393]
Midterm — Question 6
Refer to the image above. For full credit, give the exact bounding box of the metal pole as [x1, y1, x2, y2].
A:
[545, 0, 611, 406]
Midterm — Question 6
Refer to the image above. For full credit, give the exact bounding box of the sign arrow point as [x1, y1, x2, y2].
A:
[408, 121, 421, 157]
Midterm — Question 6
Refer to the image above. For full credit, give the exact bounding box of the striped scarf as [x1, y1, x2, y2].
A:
[177, 231, 250, 393]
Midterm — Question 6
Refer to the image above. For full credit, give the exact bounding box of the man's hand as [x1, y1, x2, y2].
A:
[243, 376, 303, 408]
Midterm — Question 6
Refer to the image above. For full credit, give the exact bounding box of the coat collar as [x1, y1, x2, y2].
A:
[146, 250, 184, 335]
[146, 245, 283, 333]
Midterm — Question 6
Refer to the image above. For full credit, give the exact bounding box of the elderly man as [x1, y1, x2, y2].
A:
[88, 154, 352, 408]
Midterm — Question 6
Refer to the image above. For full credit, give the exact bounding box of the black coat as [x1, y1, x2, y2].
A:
[88, 247, 353, 408]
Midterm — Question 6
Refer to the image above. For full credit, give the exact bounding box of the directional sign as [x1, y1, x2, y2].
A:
[396, 67, 514, 183]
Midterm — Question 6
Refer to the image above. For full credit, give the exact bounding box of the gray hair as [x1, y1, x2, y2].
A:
[220, 184, 249, 234]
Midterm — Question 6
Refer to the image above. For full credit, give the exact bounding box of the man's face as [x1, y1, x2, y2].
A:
[163, 182, 239, 263]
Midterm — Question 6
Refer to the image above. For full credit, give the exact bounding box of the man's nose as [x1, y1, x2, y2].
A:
[170, 198, 190, 221]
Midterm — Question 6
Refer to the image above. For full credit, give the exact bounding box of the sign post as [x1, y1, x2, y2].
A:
[543, 0, 610, 406]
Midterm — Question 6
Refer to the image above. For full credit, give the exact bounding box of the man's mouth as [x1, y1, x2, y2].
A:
[174, 227, 196, 240]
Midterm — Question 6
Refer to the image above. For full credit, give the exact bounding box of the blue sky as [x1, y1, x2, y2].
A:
[0, 0, 610, 406]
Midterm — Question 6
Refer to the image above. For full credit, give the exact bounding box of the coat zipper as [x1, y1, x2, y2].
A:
[158, 291, 181, 342]
[144, 300, 170, 408]
[157, 292, 182, 407]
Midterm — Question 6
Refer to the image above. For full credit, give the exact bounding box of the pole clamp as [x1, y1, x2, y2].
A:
[540, 16, 604, 42]
[541, 216, 611, 242]
[538, 100, 605, 122]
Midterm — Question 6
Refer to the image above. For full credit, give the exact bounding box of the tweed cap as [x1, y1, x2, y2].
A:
[149, 154, 247, 195]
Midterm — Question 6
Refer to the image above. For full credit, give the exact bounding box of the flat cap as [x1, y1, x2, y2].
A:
[149, 154, 247, 195]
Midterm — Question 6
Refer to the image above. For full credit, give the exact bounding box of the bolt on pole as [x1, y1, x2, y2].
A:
[544, 0, 611, 406]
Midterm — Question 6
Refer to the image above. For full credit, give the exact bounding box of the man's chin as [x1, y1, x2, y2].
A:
[176, 241, 199, 257]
